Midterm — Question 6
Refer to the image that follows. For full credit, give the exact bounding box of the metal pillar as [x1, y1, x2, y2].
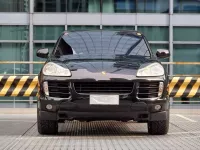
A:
[169, 0, 173, 76]
[29, 0, 34, 107]
[169, 0, 174, 105]
[29, 0, 34, 75]
[100, 0, 103, 29]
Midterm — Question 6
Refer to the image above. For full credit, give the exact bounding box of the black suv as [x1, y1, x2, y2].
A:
[37, 30, 170, 135]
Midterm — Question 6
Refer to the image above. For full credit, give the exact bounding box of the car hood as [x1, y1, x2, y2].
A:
[53, 57, 157, 81]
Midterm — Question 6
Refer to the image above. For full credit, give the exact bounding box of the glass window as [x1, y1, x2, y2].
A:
[173, 44, 200, 75]
[150, 44, 169, 64]
[0, 43, 29, 74]
[174, 27, 200, 41]
[34, 0, 66, 12]
[103, 26, 135, 30]
[33, 43, 55, 74]
[67, 25, 100, 31]
[150, 44, 169, 72]
[138, 26, 169, 41]
[34, 26, 65, 40]
[34, 0, 100, 12]
[150, 44, 169, 55]
[137, 0, 169, 13]
[0, 97, 30, 105]
[67, 0, 100, 12]
[0, 26, 29, 41]
[174, 0, 200, 13]
[103, 0, 136, 13]
[0, 0, 29, 12]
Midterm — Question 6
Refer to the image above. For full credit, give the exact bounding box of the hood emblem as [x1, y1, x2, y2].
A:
[102, 71, 106, 75]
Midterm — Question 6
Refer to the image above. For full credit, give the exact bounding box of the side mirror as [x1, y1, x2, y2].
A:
[156, 49, 170, 59]
[36, 48, 49, 58]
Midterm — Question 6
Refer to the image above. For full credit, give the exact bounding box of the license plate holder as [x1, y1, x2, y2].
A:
[90, 94, 119, 105]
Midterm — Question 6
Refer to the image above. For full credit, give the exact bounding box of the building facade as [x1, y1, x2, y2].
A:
[0, 0, 200, 106]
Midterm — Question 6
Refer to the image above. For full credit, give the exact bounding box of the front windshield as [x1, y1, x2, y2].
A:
[52, 30, 151, 59]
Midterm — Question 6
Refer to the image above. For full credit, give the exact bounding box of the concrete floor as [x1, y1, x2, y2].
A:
[0, 109, 200, 150]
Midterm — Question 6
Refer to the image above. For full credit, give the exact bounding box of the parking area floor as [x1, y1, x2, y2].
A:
[1, 109, 200, 150]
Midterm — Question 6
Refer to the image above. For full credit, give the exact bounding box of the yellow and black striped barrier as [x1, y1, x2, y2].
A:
[0, 75, 199, 98]
[0, 76, 38, 97]
[169, 77, 200, 98]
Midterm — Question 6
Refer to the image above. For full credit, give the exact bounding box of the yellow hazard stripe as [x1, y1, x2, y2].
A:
[36, 83, 40, 97]
[0, 76, 16, 96]
[175, 77, 193, 97]
[11, 76, 29, 96]
[0, 76, 4, 89]
[187, 78, 200, 98]
[168, 77, 180, 95]
[23, 76, 38, 96]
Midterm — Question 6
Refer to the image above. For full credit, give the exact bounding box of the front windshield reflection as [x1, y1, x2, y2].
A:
[52, 31, 150, 59]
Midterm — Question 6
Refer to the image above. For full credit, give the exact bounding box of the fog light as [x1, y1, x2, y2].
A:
[43, 81, 49, 96]
[155, 105, 161, 111]
[158, 82, 164, 97]
[46, 104, 53, 110]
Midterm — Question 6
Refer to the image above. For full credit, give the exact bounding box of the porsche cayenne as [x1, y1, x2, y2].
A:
[36, 30, 170, 135]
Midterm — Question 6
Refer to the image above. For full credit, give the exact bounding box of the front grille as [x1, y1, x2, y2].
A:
[137, 82, 159, 99]
[74, 82, 134, 94]
[48, 81, 70, 98]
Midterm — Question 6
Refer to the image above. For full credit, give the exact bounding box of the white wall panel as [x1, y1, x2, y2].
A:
[137, 14, 169, 26]
[0, 13, 29, 25]
[3, 13, 200, 27]
[67, 13, 101, 25]
[33, 13, 67, 25]
[102, 14, 136, 25]
[173, 15, 200, 26]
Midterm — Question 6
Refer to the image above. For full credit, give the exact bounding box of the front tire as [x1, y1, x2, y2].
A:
[37, 109, 58, 135]
[147, 119, 169, 135]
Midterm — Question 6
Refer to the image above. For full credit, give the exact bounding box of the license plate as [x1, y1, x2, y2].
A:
[90, 95, 119, 105]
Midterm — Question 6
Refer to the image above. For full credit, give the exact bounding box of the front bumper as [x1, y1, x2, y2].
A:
[38, 99, 169, 122]
[38, 75, 169, 122]
[39, 110, 169, 122]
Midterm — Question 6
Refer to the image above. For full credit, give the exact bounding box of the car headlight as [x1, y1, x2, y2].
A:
[137, 63, 164, 77]
[43, 62, 71, 76]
